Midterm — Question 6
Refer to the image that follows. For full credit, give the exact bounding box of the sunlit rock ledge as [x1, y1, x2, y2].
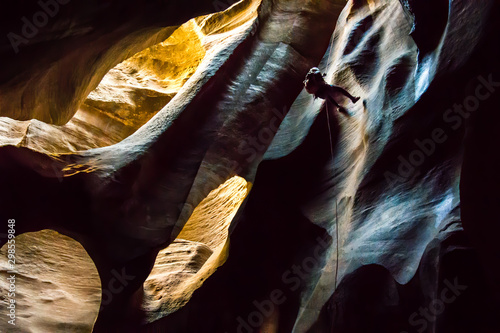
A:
[0, 0, 499, 332]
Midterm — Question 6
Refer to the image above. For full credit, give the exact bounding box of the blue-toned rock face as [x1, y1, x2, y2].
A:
[0, 0, 499, 332]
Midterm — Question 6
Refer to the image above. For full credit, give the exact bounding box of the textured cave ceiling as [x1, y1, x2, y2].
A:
[1, 0, 500, 332]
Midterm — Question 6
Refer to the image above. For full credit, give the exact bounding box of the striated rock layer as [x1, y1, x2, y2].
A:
[0, 0, 499, 332]
[0, 0, 240, 125]
[0, 230, 101, 333]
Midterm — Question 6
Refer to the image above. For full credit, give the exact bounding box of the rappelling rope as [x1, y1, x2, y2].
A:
[325, 102, 340, 292]
[324, 28, 340, 291]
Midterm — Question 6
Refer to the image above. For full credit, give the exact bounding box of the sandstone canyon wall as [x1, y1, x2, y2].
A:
[0, 0, 499, 332]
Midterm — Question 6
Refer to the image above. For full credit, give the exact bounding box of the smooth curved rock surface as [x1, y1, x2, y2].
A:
[0, 0, 499, 332]
[0, 230, 101, 333]
[0, 0, 239, 125]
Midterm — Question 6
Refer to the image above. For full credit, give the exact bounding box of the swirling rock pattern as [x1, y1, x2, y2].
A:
[0, 0, 499, 332]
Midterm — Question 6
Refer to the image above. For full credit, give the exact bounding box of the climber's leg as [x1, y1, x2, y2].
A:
[330, 85, 360, 103]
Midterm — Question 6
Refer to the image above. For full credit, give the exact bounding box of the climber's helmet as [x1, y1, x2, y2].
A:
[304, 67, 326, 95]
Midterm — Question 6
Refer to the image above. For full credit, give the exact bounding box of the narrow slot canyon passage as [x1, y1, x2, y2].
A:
[0, 0, 499, 332]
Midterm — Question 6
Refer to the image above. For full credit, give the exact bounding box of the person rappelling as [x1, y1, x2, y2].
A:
[303, 67, 359, 291]
[303, 67, 360, 115]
